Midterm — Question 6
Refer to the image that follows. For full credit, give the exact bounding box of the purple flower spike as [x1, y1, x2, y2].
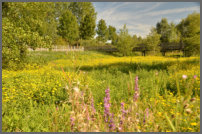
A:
[135, 76, 139, 92]
[121, 102, 127, 117]
[91, 97, 96, 113]
[109, 113, 116, 131]
[104, 87, 111, 123]
[70, 116, 75, 130]
[146, 108, 149, 118]
[133, 76, 140, 102]
[143, 108, 149, 124]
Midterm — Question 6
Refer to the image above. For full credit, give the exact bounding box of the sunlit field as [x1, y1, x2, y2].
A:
[2, 51, 200, 132]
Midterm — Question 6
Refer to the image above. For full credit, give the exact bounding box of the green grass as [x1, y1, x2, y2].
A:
[2, 51, 200, 132]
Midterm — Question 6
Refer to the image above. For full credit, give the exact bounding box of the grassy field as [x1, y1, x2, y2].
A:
[2, 51, 200, 132]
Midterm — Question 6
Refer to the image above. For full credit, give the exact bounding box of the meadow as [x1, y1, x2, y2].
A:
[2, 51, 200, 132]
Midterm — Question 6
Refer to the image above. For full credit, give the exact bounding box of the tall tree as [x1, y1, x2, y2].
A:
[167, 23, 181, 43]
[137, 36, 143, 44]
[57, 10, 79, 44]
[132, 34, 139, 47]
[116, 24, 134, 56]
[108, 25, 118, 45]
[79, 14, 96, 40]
[145, 27, 161, 54]
[96, 19, 108, 42]
[68, 2, 97, 39]
[108, 25, 116, 40]
[68, 2, 96, 25]
[177, 12, 200, 56]
[156, 18, 170, 43]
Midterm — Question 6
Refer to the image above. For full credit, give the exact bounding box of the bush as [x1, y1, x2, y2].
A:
[78, 39, 99, 47]
[3, 18, 52, 69]
[55, 36, 69, 46]
[2, 18, 28, 69]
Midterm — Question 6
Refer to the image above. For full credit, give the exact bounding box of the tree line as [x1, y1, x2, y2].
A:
[2, 2, 200, 68]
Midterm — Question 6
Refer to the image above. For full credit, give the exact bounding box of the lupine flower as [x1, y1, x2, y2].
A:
[135, 76, 139, 92]
[133, 92, 139, 102]
[133, 76, 139, 102]
[119, 102, 127, 131]
[182, 75, 188, 80]
[104, 88, 111, 123]
[91, 97, 96, 113]
[109, 113, 116, 131]
[143, 108, 149, 124]
[70, 116, 75, 130]
[145, 108, 149, 118]
[121, 102, 127, 118]
[86, 107, 90, 121]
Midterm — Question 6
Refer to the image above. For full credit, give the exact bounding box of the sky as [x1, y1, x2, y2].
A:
[93, 2, 200, 38]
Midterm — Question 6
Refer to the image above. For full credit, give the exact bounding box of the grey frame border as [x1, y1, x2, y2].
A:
[1, 0, 201, 133]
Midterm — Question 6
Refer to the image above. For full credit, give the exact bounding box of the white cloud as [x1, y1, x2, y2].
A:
[147, 6, 200, 16]
[95, 3, 200, 37]
[96, 3, 161, 37]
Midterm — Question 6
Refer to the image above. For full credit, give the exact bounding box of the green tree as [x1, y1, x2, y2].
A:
[156, 18, 170, 43]
[145, 27, 161, 54]
[68, 2, 96, 25]
[6, 2, 57, 46]
[96, 19, 108, 42]
[137, 36, 144, 44]
[57, 10, 79, 44]
[108, 25, 118, 45]
[116, 24, 134, 56]
[108, 25, 116, 40]
[167, 23, 181, 43]
[68, 2, 97, 39]
[2, 2, 54, 69]
[79, 14, 96, 40]
[132, 34, 139, 47]
[2, 17, 47, 69]
[177, 12, 200, 56]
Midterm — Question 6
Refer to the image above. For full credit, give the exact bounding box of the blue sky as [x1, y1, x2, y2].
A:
[93, 2, 200, 37]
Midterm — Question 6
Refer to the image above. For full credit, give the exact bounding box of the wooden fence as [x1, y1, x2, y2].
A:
[28, 46, 84, 52]
[28, 43, 187, 56]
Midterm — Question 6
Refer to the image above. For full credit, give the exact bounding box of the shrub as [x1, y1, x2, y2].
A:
[78, 39, 99, 47]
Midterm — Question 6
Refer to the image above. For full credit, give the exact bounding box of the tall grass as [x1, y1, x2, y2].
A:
[2, 51, 200, 132]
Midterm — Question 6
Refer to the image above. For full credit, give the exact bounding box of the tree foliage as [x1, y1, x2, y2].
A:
[167, 23, 181, 43]
[108, 25, 118, 45]
[156, 18, 170, 43]
[116, 24, 134, 56]
[96, 19, 108, 42]
[177, 12, 200, 56]
[68, 2, 96, 25]
[57, 10, 79, 44]
[68, 2, 97, 39]
[79, 14, 96, 40]
[145, 28, 161, 54]
[2, 2, 54, 69]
